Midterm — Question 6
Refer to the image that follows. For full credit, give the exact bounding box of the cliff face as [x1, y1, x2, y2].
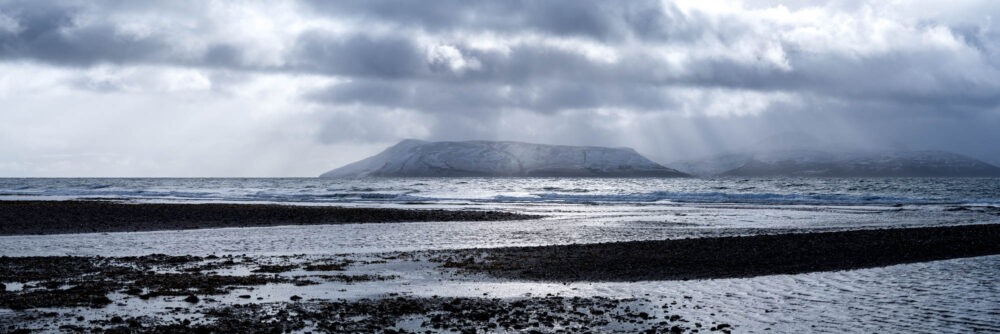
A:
[321, 140, 688, 177]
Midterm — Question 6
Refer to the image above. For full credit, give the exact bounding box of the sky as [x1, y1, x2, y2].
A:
[1, 0, 999, 177]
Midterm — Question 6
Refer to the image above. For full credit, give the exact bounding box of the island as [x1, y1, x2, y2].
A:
[321, 139, 689, 177]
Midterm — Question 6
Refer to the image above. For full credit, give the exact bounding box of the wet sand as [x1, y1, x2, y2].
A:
[0, 200, 538, 235]
[435, 223, 1000, 281]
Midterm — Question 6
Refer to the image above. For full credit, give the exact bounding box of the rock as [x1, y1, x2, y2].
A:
[183, 295, 200, 303]
[58, 324, 86, 331]
[290, 295, 303, 301]
[77, 294, 114, 307]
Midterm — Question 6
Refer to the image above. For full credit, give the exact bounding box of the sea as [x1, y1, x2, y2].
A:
[3, 177, 1000, 206]
[2, 177, 1000, 255]
[1, 177, 999, 332]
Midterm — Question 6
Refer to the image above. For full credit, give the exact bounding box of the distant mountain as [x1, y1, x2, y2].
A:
[321, 139, 689, 177]
[670, 153, 753, 177]
[674, 149, 1000, 177]
[751, 131, 826, 151]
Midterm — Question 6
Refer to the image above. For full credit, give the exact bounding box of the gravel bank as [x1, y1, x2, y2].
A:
[0, 200, 538, 235]
[436, 223, 1000, 281]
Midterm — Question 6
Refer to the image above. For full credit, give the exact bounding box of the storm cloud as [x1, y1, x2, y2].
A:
[0, 0, 998, 176]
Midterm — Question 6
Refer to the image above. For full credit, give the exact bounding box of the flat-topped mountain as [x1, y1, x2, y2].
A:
[321, 140, 688, 177]
[673, 149, 1000, 177]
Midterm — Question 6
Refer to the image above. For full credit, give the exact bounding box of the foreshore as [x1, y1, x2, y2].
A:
[0, 200, 539, 235]
[2, 224, 999, 332]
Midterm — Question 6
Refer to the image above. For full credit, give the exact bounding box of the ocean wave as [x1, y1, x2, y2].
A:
[0, 188, 222, 200]
[247, 191, 422, 202]
[2, 178, 998, 207]
[525, 187, 591, 193]
[489, 191, 962, 206]
[0, 187, 977, 206]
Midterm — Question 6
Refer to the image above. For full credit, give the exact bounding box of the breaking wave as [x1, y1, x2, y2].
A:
[490, 191, 958, 205]
[0, 177, 998, 207]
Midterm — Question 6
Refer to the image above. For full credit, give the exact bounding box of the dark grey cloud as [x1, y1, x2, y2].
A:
[0, 2, 164, 66]
[303, 0, 646, 42]
[307, 79, 680, 115]
[4, 0, 995, 112]
[2, 0, 1000, 175]
[288, 32, 427, 78]
[303, 0, 756, 46]
[302, 39, 1000, 118]
[0, 1, 251, 69]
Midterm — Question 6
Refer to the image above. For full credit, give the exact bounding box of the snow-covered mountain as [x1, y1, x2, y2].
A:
[674, 149, 1000, 177]
[670, 153, 754, 177]
[321, 139, 689, 177]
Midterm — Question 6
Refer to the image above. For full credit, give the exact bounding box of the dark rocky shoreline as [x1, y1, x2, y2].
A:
[0, 200, 539, 235]
[3, 296, 704, 334]
[3, 222, 999, 332]
[0, 254, 713, 333]
[434, 223, 1000, 281]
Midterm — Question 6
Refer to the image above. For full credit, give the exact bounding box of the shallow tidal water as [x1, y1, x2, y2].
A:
[1, 202, 998, 257]
[2, 177, 999, 332]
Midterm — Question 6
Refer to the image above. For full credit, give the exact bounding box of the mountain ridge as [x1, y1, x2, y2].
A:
[321, 140, 689, 178]
[673, 149, 1000, 177]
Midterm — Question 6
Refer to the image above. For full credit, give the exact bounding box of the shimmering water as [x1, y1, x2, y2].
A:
[4, 177, 999, 256]
[2, 177, 1000, 206]
[1, 177, 998, 332]
[3, 202, 997, 257]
